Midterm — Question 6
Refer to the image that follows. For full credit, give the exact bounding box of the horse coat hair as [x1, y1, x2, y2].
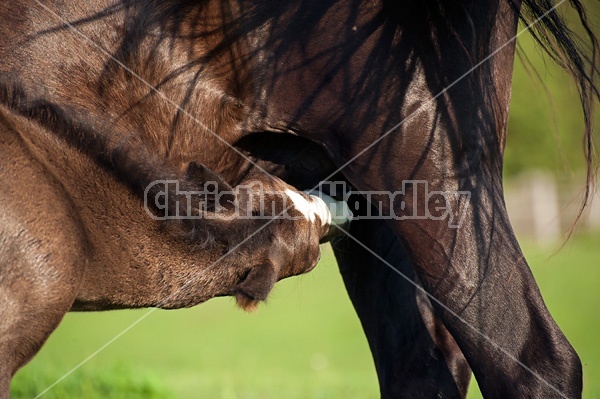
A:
[0, 0, 598, 398]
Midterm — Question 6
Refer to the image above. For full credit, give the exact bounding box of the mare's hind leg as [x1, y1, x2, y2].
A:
[335, 130, 583, 397]
[332, 216, 470, 399]
[0, 122, 85, 398]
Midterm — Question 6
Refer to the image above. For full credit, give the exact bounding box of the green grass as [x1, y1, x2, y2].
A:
[11, 235, 600, 398]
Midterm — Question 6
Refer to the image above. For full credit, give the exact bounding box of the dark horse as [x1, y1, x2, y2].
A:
[0, 0, 597, 398]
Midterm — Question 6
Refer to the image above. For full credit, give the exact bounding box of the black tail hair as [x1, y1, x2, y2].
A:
[513, 0, 599, 228]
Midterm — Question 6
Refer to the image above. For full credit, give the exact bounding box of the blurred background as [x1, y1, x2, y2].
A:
[11, 6, 600, 399]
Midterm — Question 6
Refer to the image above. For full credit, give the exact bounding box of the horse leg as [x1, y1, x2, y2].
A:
[0, 238, 80, 398]
[332, 216, 470, 399]
[336, 154, 581, 398]
[326, 5, 579, 392]
[0, 118, 85, 397]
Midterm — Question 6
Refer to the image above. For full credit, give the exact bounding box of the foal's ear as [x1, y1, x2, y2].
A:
[184, 162, 236, 211]
[185, 161, 234, 192]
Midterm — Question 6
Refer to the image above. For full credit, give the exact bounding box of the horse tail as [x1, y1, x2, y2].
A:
[512, 0, 599, 227]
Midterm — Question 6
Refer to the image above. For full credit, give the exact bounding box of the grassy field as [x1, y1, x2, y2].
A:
[11, 234, 599, 399]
